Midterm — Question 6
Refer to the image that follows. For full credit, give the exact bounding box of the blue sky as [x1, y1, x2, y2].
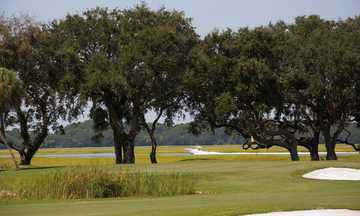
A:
[1, 0, 359, 123]
[1, 0, 360, 37]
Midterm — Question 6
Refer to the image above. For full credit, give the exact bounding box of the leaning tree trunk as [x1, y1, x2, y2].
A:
[17, 131, 48, 166]
[149, 131, 158, 164]
[301, 131, 320, 161]
[309, 142, 319, 161]
[302, 143, 319, 161]
[253, 135, 299, 161]
[287, 145, 300, 161]
[15, 108, 49, 166]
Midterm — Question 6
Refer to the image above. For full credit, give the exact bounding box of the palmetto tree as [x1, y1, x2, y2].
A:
[0, 67, 23, 169]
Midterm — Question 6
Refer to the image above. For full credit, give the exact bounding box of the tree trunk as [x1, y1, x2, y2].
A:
[18, 132, 47, 166]
[325, 141, 337, 160]
[308, 131, 320, 161]
[149, 131, 158, 164]
[112, 130, 123, 164]
[122, 139, 135, 164]
[323, 128, 338, 160]
[130, 144, 135, 163]
[114, 139, 123, 164]
[287, 145, 300, 161]
[19, 149, 35, 165]
[109, 121, 124, 164]
[309, 143, 319, 161]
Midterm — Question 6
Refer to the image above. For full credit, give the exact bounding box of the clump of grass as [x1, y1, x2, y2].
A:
[0, 160, 15, 171]
[0, 167, 196, 200]
[0, 190, 18, 199]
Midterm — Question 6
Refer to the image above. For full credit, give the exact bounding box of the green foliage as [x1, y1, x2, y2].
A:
[0, 67, 22, 140]
[186, 15, 360, 160]
[1, 10, 360, 163]
[0, 15, 75, 164]
[280, 15, 360, 158]
[186, 27, 284, 141]
[0, 67, 22, 112]
[53, 4, 198, 163]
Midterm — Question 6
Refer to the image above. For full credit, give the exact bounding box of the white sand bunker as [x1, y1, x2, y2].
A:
[303, 167, 360, 181]
[244, 209, 360, 216]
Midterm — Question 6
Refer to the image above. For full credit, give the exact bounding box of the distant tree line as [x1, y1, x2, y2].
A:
[3, 120, 359, 149]
[0, 4, 359, 165]
[4, 120, 245, 148]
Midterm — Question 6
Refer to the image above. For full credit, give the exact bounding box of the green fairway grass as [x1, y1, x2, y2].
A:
[0, 146, 359, 216]
[0, 143, 357, 156]
[1, 144, 358, 167]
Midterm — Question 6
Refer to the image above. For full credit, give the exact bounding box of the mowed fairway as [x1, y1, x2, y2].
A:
[0, 145, 359, 216]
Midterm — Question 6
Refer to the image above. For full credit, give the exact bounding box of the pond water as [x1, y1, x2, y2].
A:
[0, 152, 191, 158]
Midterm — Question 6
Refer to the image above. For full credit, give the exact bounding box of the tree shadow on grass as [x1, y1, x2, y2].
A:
[17, 165, 64, 171]
[179, 158, 224, 162]
[0, 162, 65, 172]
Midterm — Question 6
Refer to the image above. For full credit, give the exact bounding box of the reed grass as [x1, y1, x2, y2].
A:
[0, 166, 196, 200]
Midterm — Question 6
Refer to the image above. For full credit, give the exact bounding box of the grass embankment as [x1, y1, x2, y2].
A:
[0, 160, 359, 216]
[0, 146, 359, 216]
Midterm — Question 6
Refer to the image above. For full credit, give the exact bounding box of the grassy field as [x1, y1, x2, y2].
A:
[0, 145, 359, 216]
[0, 144, 358, 166]
[0, 143, 356, 155]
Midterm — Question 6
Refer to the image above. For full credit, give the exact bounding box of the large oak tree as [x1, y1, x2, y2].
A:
[282, 15, 360, 160]
[56, 5, 197, 164]
[185, 28, 305, 161]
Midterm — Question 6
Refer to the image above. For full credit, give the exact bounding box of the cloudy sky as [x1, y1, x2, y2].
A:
[1, 0, 359, 123]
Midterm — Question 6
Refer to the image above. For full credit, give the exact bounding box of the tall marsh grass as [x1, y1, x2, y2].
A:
[0, 167, 196, 200]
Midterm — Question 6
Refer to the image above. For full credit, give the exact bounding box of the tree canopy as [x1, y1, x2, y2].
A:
[0, 7, 359, 164]
[54, 5, 198, 164]
[185, 15, 360, 160]
[0, 15, 71, 165]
